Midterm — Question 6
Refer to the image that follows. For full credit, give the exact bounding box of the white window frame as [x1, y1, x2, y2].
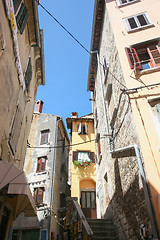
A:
[117, 0, 138, 7]
[78, 151, 90, 163]
[123, 12, 153, 32]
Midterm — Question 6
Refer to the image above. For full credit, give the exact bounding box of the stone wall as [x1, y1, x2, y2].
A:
[92, 4, 152, 240]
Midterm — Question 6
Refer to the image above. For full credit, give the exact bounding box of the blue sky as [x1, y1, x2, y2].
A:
[36, 1, 94, 128]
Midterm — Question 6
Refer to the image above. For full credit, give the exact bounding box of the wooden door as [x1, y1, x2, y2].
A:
[81, 191, 97, 219]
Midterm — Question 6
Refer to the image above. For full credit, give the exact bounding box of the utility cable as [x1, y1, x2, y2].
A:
[36, 0, 128, 90]
[27, 135, 111, 149]
[36, 0, 90, 55]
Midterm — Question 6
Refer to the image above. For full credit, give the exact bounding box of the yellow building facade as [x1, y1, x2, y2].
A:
[66, 112, 96, 219]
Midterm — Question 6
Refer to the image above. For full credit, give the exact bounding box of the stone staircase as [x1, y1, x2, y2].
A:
[87, 219, 118, 240]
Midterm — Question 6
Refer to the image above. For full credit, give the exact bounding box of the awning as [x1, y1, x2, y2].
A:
[0, 162, 37, 217]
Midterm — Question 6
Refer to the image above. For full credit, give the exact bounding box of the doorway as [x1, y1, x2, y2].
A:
[81, 190, 96, 219]
[22, 229, 40, 240]
[0, 207, 10, 240]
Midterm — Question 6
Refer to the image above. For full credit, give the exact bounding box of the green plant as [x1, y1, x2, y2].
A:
[73, 159, 92, 170]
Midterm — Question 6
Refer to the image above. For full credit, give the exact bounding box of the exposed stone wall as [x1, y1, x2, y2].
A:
[92, 4, 152, 240]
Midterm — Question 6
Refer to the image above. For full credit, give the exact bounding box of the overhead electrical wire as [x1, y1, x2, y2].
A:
[36, 0, 90, 55]
[36, 0, 128, 90]
[27, 135, 111, 149]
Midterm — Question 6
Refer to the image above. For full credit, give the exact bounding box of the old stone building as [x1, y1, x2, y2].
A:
[13, 101, 70, 240]
[88, 0, 160, 239]
[0, 0, 45, 239]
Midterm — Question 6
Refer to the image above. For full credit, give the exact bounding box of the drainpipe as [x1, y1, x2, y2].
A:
[49, 116, 61, 240]
[111, 145, 159, 240]
[91, 50, 159, 240]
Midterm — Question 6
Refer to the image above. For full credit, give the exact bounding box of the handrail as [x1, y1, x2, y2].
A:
[73, 200, 93, 237]
[65, 197, 93, 239]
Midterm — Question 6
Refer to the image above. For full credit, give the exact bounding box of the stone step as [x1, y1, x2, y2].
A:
[87, 218, 118, 240]
[92, 231, 117, 238]
[92, 237, 118, 240]
[88, 222, 115, 228]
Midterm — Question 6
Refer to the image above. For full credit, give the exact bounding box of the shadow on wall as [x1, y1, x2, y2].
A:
[102, 158, 155, 240]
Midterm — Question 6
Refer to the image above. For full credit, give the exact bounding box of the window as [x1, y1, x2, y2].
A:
[81, 191, 96, 209]
[94, 108, 98, 128]
[78, 151, 89, 163]
[118, 0, 138, 6]
[103, 57, 109, 84]
[124, 12, 153, 32]
[9, 105, 22, 154]
[25, 58, 32, 92]
[36, 156, 47, 173]
[105, 83, 117, 127]
[40, 130, 49, 144]
[72, 151, 95, 163]
[149, 99, 160, 140]
[97, 136, 101, 157]
[33, 187, 44, 205]
[77, 123, 88, 135]
[0, 23, 5, 58]
[125, 43, 160, 70]
[13, 0, 29, 34]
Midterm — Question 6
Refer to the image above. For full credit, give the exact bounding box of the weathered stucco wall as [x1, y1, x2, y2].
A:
[0, 0, 44, 170]
[14, 113, 69, 239]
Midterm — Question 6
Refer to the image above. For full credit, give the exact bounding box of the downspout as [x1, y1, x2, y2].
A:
[92, 51, 159, 240]
[111, 145, 159, 240]
[49, 116, 61, 240]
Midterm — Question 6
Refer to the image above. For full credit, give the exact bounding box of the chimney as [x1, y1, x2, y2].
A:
[34, 100, 44, 113]
[71, 112, 78, 118]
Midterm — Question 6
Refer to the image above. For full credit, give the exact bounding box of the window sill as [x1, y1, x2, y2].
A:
[117, 0, 139, 8]
[137, 66, 160, 75]
[127, 24, 154, 34]
[40, 142, 49, 145]
[36, 171, 47, 175]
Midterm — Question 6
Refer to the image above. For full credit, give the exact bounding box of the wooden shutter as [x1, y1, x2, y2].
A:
[25, 58, 32, 92]
[0, 23, 5, 58]
[16, 3, 29, 34]
[9, 106, 22, 154]
[147, 46, 160, 68]
[125, 47, 142, 70]
[41, 157, 46, 171]
[78, 123, 82, 134]
[85, 123, 88, 134]
[95, 108, 98, 127]
[73, 151, 78, 162]
[36, 158, 41, 172]
[89, 152, 95, 163]
[97, 137, 101, 156]
[13, 0, 22, 14]
[37, 187, 44, 204]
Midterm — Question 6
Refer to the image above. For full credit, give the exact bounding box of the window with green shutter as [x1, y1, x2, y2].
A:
[13, 0, 22, 14]
[16, 2, 29, 34]
[25, 58, 32, 92]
